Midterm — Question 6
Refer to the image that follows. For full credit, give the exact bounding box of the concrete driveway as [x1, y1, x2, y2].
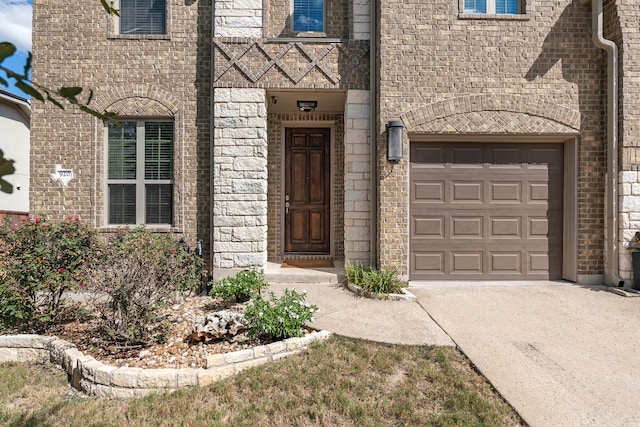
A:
[412, 282, 640, 427]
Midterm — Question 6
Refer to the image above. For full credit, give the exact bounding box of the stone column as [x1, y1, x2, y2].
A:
[344, 90, 371, 264]
[213, 88, 268, 270]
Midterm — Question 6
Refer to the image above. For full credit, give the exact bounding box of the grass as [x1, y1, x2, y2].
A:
[0, 337, 524, 426]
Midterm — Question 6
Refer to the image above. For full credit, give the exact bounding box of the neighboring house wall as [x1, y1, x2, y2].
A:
[0, 91, 30, 220]
[31, 1, 211, 256]
[377, 0, 606, 282]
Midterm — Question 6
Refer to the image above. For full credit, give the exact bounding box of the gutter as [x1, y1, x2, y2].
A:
[369, 0, 378, 267]
[592, 0, 622, 286]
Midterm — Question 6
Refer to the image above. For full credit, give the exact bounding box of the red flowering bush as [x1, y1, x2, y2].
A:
[0, 216, 98, 331]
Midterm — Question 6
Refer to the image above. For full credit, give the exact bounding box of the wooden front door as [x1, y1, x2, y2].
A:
[285, 128, 331, 253]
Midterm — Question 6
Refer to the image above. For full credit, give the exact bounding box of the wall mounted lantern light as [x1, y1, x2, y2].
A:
[297, 100, 318, 112]
[387, 120, 404, 163]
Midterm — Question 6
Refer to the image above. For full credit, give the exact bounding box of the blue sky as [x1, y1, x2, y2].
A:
[0, 0, 33, 99]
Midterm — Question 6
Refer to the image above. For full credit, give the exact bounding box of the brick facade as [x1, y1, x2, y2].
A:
[377, 0, 610, 281]
[31, 0, 639, 283]
[31, 0, 211, 256]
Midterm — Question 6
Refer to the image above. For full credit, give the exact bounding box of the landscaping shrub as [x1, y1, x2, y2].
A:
[209, 269, 268, 303]
[245, 289, 317, 340]
[86, 226, 204, 345]
[0, 216, 98, 331]
[345, 262, 405, 296]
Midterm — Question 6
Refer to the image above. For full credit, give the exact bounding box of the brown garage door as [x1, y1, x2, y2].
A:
[410, 142, 563, 280]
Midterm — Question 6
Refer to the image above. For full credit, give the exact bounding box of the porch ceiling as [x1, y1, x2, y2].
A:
[267, 90, 346, 114]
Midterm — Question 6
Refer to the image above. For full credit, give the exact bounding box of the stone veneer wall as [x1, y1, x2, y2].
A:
[213, 88, 268, 270]
[377, 0, 606, 279]
[0, 332, 331, 398]
[215, 0, 262, 38]
[344, 90, 372, 264]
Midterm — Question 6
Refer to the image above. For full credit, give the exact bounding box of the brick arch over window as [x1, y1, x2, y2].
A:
[400, 94, 581, 135]
[95, 86, 181, 116]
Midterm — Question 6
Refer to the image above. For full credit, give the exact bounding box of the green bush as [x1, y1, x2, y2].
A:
[0, 216, 98, 331]
[245, 289, 317, 340]
[209, 269, 268, 303]
[345, 262, 405, 297]
[87, 226, 204, 345]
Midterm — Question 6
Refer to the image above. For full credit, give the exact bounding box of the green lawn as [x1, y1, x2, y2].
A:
[0, 337, 524, 426]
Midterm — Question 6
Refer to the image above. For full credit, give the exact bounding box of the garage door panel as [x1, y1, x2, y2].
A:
[490, 252, 521, 273]
[414, 216, 445, 238]
[452, 147, 483, 165]
[490, 182, 522, 203]
[452, 182, 483, 202]
[451, 252, 483, 273]
[410, 142, 563, 280]
[413, 252, 445, 274]
[413, 181, 444, 203]
[490, 147, 523, 165]
[491, 217, 521, 238]
[451, 216, 483, 238]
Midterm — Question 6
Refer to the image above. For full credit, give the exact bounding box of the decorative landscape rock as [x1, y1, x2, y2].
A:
[191, 311, 249, 343]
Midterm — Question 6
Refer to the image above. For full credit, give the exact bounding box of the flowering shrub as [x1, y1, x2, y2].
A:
[86, 226, 204, 345]
[245, 289, 317, 340]
[209, 269, 268, 303]
[0, 216, 98, 331]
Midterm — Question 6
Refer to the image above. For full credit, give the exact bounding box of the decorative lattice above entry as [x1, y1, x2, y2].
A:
[214, 40, 370, 89]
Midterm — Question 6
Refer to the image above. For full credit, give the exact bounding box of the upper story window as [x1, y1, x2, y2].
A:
[464, 0, 521, 14]
[293, 0, 325, 32]
[119, 0, 167, 35]
[107, 121, 174, 226]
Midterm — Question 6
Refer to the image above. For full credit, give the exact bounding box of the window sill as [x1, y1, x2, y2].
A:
[107, 33, 171, 40]
[99, 225, 182, 234]
[294, 32, 328, 38]
[458, 13, 531, 21]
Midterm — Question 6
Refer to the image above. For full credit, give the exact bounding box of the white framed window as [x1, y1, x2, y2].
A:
[106, 121, 174, 226]
[293, 0, 325, 32]
[115, 0, 167, 35]
[464, 0, 521, 14]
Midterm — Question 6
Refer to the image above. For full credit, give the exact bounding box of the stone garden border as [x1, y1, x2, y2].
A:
[0, 331, 332, 398]
[345, 282, 417, 301]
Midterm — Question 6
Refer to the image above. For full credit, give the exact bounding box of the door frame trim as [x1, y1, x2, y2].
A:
[280, 122, 335, 256]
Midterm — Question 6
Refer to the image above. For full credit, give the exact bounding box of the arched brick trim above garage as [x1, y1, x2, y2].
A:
[400, 94, 581, 135]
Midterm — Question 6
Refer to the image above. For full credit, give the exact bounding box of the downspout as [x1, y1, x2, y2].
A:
[592, 0, 622, 286]
[210, 0, 216, 271]
[369, 0, 378, 267]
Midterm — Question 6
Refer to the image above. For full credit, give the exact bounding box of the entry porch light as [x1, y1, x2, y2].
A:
[387, 120, 404, 162]
[297, 100, 318, 112]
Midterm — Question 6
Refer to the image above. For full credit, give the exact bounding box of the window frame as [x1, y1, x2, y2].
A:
[459, 0, 530, 19]
[109, 0, 171, 39]
[292, 0, 326, 34]
[105, 120, 175, 227]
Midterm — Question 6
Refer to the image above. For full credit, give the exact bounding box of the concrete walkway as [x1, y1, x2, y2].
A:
[267, 264, 640, 426]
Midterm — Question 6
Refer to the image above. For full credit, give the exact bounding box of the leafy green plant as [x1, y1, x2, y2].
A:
[209, 269, 268, 303]
[0, 216, 98, 331]
[86, 226, 204, 345]
[345, 262, 405, 297]
[245, 289, 318, 340]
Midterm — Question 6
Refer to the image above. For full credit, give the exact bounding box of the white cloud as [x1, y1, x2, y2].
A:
[0, 0, 32, 53]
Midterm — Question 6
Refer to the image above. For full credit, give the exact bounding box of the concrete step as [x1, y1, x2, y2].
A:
[264, 262, 344, 284]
